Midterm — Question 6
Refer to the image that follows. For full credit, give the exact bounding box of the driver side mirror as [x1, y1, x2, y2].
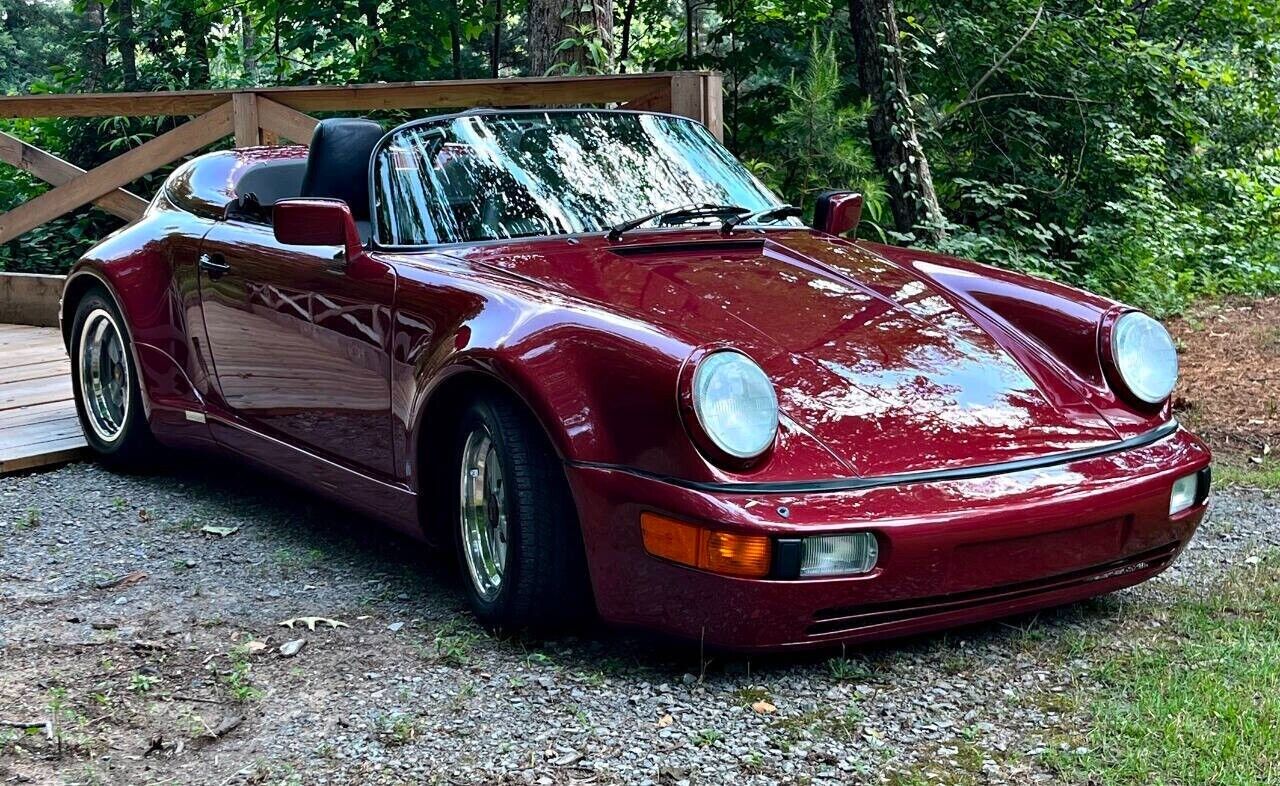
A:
[813, 191, 863, 237]
[273, 198, 363, 262]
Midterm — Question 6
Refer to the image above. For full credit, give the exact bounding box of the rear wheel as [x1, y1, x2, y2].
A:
[69, 288, 157, 467]
[451, 393, 591, 630]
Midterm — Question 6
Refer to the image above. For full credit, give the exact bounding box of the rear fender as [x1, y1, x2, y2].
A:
[61, 207, 215, 442]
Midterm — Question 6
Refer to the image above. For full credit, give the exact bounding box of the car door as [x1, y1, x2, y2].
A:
[195, 218, 396, 478]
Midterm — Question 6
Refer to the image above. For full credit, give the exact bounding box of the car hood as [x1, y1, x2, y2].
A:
[455, 230, 1122, 477]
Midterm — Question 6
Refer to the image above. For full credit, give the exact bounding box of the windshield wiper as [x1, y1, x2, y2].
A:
[607, 203, 750, 242]
[719, 204, 803, 234]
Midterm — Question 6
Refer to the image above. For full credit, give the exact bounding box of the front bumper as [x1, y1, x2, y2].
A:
[565, 426, 1212, 651]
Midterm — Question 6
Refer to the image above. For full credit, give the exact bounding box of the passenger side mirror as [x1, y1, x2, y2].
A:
[813, 191, 863, 237]
[273, 198, 363, 263]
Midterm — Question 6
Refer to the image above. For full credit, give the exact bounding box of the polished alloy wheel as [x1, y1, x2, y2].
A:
[77, 307, 130, 443]
[459, 426, 509, 601]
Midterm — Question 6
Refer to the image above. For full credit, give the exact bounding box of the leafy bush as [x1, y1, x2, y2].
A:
[0, 0, 1277, 317]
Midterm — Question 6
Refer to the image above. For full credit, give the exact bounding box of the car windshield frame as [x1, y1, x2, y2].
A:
[366, 108, 797, 250]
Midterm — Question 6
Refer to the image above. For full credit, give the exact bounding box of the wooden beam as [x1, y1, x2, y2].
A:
[668, 73, 723, 140]
[232, 92, 261, 148]
[0, 92, 227, 119]
[0, 74, 702, 118]
[257, 97, 318, 146]
[0, 272, 64, 327]
[619, 86, 673, 114]
[0, 132, 147, 222]
[263, 75, 677, 113]
[0, 101, 233, 246]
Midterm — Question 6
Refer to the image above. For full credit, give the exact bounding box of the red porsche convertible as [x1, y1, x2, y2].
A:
[61, 110, 1211, 650]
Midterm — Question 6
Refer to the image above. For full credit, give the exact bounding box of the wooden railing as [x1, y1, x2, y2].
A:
[0, 72, 723, 248]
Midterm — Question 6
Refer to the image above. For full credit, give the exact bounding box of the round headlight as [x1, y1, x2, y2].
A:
[691, 350, 779, 460]
[1111, 311, 1178, 404]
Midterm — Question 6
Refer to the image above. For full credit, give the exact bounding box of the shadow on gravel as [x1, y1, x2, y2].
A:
[91, 450, 1137, 679]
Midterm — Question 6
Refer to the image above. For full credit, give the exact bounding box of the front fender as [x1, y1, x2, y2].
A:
[393, 261, 708, 480]
[392, 257, 850, 489]
[860, 241, 1171, 437]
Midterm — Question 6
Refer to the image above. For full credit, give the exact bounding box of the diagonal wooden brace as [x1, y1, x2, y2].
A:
[0, 131, 148, 223]
[257, 97, 319, 146]
[0, 101, 234, 246]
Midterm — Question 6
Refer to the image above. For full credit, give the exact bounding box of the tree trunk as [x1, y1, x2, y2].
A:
[180, 8, 211, 87]
[358, 0, 380, 69]
[684, 0, 696, 69]
[619, 0, 637, 71]
[449, 2, 462, 79]
[848, 0, 944, 241]
[114, 0, 137, 90]
[491, 0, 503, 77]
[82, 1, 108, 92]
[240, 9, 258, 84]
[527, 0, 613, 75]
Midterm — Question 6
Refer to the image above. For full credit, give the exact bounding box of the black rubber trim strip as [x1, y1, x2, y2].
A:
[570, 421, 1180, 495]
[607, 238, 766, 256]
[770, 538, 804, 579]
[1195, 465, 1212, 505]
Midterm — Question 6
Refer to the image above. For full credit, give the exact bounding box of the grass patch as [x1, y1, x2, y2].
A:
[1215, 456, 1280, 490]
[1051, 553, 1280, 784]
[826, 654, 873, 681]
[220, 645, 263, 703]
[374, 712, 422, 746]
[17, 507, 40, 530]
[424, 620, 481, 667]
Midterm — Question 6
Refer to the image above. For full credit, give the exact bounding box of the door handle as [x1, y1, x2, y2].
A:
[199, 252, 231, 279]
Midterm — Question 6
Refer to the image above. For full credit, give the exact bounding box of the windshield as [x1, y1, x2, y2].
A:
[372, 111, 792, 246]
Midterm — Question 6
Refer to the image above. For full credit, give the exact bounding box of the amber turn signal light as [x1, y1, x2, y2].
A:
[640, 513, 771, 578]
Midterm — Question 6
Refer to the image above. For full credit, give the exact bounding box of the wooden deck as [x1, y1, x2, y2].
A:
[0, 323, 85, 474]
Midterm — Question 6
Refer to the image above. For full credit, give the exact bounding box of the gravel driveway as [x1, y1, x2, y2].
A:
[1, 459, 1276, 785]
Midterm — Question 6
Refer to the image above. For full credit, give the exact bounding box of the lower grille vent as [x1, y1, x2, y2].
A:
[807, 541, 1180, 637]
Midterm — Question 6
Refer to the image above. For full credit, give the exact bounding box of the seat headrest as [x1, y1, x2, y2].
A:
[299, 118, 384, 221]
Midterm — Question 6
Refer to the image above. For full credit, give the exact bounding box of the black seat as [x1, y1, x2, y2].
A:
[299, 118, 384, 221]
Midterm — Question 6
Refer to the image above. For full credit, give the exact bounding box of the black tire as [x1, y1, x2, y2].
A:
[450, 393, 592, 630]
[69, 287, 158, 468]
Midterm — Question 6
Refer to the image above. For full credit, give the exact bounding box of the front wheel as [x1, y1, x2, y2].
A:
[69, 288, 157, 467]
[452, 394, 591, 630]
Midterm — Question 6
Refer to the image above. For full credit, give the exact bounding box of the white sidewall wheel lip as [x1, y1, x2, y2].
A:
[77, 306, 131, 445]
[459, 424, 509, 603]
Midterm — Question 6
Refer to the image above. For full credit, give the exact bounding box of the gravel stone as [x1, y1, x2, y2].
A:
[0, 459, 1275, 784]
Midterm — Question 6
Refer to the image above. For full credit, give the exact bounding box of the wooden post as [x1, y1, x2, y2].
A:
[232, 92, 261, 148]
[701, 73, 723, 142]
[0, 273, 64, 327]
[668, 73, 723, 140]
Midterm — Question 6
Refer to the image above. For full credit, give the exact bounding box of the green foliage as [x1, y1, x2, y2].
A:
[0, 0, 76, 94]
[1, 0, 1278, 314]
[903, 0, 1280, 313]
[761, 32, 887, 231]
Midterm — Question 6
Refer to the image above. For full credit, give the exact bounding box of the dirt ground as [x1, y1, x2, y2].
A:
[1170, 295, 1280, 463]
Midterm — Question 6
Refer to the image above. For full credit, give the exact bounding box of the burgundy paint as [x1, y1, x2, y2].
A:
[272, 198, 364, 258]
[60, 145, 1212, 650]
[814, 191, 863, 237]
